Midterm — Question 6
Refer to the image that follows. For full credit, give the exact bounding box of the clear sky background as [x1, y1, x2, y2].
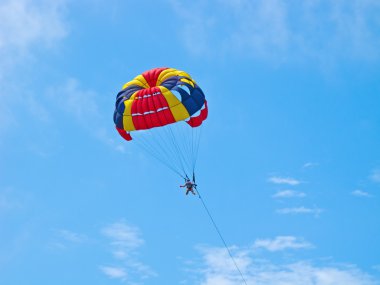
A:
[1, 1, 380, 284]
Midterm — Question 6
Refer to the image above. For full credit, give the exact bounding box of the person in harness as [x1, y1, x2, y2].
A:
[180, 178, 197, 195]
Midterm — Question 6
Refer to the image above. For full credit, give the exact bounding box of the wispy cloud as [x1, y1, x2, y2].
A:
[373, 264, 380, 272]
[268, 176, 301, 186]
[47, 78, 126, 153]
[190, 245, 379, 285]
[197, 245, 252, 276]
[48, 228, 87, 250]
[102, 221, 144, 256]
[303, 162, 318, 169]
[276, 206, 323, 217]
[352, 190, 372, 198]
[47, 222, 155, 282]
[47, 78, 100, 125]
[370, 169, 380, 183]
[169, 1, 216, 57]
[170, 0, 380, 65]
[0, 0, 67, 81]
[0, 0, 68, 138]
[57, 229, 87, 243]
[99, 266, 127, 280]
[100, 221, 156, 282]
[0, 0, 67, 53]
[272, 190, 306, 198]
[253, 236, 313, 252]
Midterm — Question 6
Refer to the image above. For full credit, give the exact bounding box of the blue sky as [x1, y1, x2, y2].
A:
[1, 0, 380, 284]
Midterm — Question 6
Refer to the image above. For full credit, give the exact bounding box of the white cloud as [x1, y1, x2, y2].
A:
[352, 190, 372, 198]
[47, 78, 126, 153]
[25, 96, 51, 123]
[303, 162, 318, 169]
[169, 0, 216, 57]
[100, 266, 127, 280]
[197, 245, 252, 278]
[102, 221, 144, 254]
[0, 0, 67, 52]
[0, 0, 67, 138]
[48, 228, 87, 250]
[191, 245, 379, 285]
[57, 229, 87, 243]
[100, 221, 156, 282]
[373, 264, 380, 272]
[222, 0, 290, 60]
[48, 78, 100, 124]
[47, 221, 155, 282]
[276, 206, 323, 217]
[268, 176, 301, 186]
[170, 0, 380, 65]
[370, 169, 380, 183]
[253, 236, 313, 252]
[0, 0, 67, 80]
[272, 190, 306, 198]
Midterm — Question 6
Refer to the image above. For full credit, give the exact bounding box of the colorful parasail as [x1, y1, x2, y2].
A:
[113, 67, 207, 141]
[113, 67, 208, 178]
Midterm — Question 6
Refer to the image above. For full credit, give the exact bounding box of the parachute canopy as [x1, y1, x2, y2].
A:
[113, 67, 208, 141]
[113, 67, 208, 178]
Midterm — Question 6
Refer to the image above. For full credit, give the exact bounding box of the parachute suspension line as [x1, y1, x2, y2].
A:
[191, 126, 195, 172]
[191, 126, 197, 174]
[140, 132, 174, 169]
[181, 123, 193, 170]
[155, 125, 182, 173]
[136, 134, 180, 175]
[196, 189, 249, 285]
[135, 120, 200, 179]
[192, 125, 203, 175]
[135, 126, 190, 179]
[132, 120, 203, 180]
[168, 124, 189, 173]
[134, 137, 185, 179]
[153, 125, 187, 177]
[167, 125, 191, 177]
[178, 123, 195, 175]
[162, 125, 187, 178]
[181, 123, 196, 173]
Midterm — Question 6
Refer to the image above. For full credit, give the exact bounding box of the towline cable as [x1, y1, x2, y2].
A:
[195, 187, 249, 285]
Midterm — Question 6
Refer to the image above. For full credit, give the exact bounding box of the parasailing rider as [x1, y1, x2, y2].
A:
[180, 178, 197, 195]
